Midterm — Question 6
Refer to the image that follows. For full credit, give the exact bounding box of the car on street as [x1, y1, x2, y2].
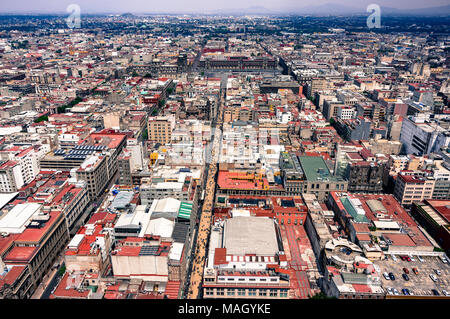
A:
[383, 272, 390, 280]
[403, 267, 409, 274]
[412, 268, 419, 275]
[393, 288, 400, 295]
[402, 273, 409, 281]
[389, 272, 395, 280]
[417, 255, 424, 262]
[442, 290, 450, 296]
[434, 269, 441, 276]
[402, 288, 410, 295]
[430, 274, 438, 282]
[431, 289, 440, 296]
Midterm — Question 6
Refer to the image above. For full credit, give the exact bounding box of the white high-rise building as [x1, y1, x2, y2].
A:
[400, 115, 450, 156]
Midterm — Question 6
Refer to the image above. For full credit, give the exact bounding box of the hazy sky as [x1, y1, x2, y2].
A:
[0, 0, 449, 14]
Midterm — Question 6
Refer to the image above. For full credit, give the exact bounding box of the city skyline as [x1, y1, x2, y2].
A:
[1, 0, 450, 14]
[0, 6, 448, 305]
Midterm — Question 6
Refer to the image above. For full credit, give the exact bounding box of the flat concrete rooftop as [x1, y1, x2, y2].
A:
[223, 216, 279, 256]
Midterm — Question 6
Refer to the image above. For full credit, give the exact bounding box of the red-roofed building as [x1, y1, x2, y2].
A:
[49, 272, 93, 299]
[0, 210, 69, 299]
[64, 219, 112, 275]
[18, 171, 89, 232]
[411, 200, 450, 255]
[0, 160, 24, 192]
[0, 265, 30, 299]
[394, 171, 435, 207]
[75, 131, 127, 199]
[329, 192, 434, 254]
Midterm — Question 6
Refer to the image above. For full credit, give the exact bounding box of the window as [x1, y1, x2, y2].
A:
[238, 288, 245, 296]
[280, 289, 288, 298]
[259, 289, 267, 296]
[269, 289, 278, 297]
[205, 288, 214, 296]
[227, 289, 235, 296]
[216, 288, 225, 296]
[248, 288, 257, 296]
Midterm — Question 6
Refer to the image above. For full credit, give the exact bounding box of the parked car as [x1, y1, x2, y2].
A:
[400, 255, 407, 261]
[393, 288, 400, 296]
[431, 289, 440, 296]
[383, 272, 390, 280]
[389, 272, 395, 280]
[417, 255, 424, 262]
[403, 267, 409, 274]
[442, 290, 450, 296]
[430, 274, 438, 282]
[439, 255, 448, 264]
[386, 287, 393, 295]
[402, 273, 410, 281]
[406, 256, 412, 262]
[392, 255, 398, 262]
[434, 269, 442, 276]
[412, 268, 419, 275]
[409, 255, 415, 262]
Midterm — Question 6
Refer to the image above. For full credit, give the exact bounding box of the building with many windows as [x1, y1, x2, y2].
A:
[0, 205, 69, 299]
[400, 115, 450, 156]
[393, 172, 435, 207]
[203, 215, 290, 299]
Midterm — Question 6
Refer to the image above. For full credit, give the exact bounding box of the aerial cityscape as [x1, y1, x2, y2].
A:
[0, 1, 449, 304]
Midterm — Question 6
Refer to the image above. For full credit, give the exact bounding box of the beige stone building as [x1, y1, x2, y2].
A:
[148, 115, 176, 145]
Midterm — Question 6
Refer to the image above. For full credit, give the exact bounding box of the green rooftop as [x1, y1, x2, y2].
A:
[341, 272, 369, 285]
[178, 202, 193, 220]
[340, 197, 369, 223]
[298, 156, 339, 182]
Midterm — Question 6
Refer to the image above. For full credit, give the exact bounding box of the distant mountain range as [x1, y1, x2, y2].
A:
[209, 3, 450, 17]
[1, 3, 449, 17]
